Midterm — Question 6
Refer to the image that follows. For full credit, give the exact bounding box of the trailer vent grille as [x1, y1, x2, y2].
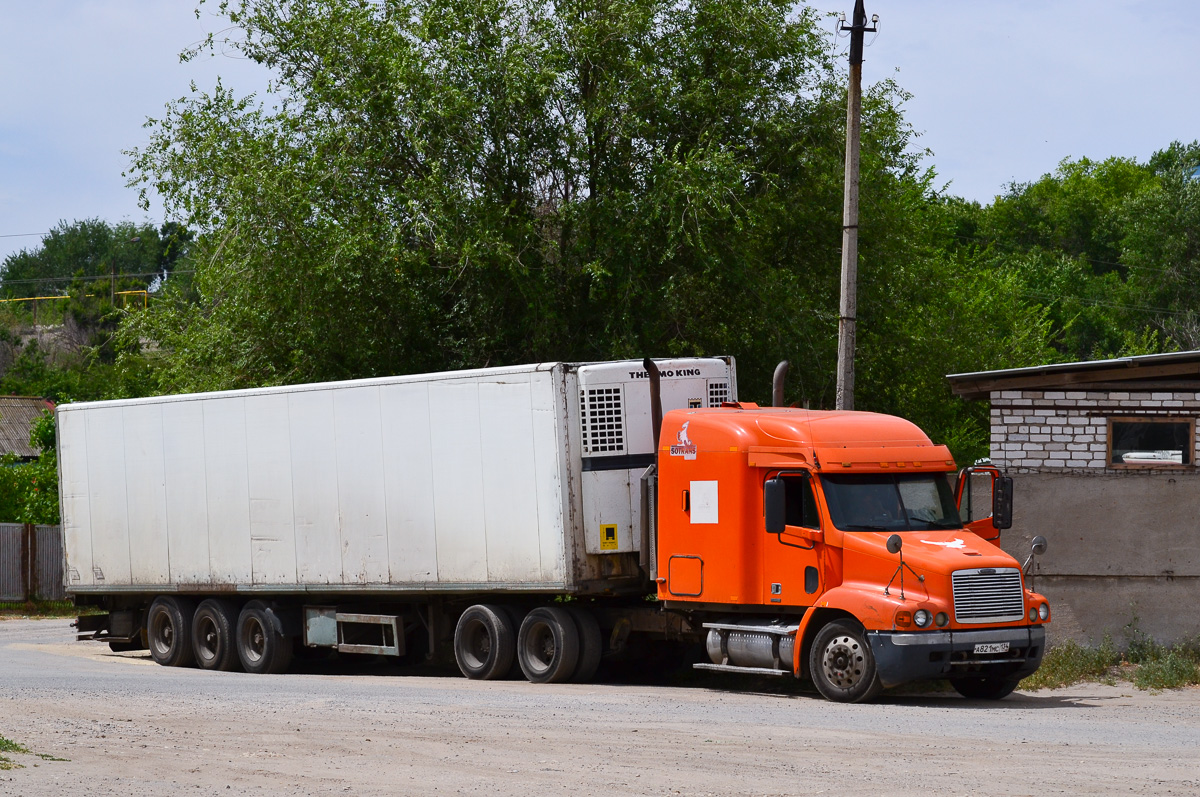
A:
[708, 381, 730, 406]
[581, 387, 625, 454]
[952, 568, 1025, 624]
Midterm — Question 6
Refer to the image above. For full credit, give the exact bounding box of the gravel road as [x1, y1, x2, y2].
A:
[1, 618, 1198, 796]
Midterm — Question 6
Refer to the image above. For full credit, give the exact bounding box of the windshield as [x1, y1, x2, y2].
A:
[819, 472, 962, 532]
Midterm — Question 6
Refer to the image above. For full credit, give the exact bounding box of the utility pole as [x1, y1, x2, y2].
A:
[835, 0, 877, 411]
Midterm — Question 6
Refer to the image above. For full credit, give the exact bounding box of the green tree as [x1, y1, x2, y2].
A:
[123, 0, 917, 402]
[123, 0, 1065, 463]
[1121, 142, 1200, 349]
[1, 219, 192, 299]
[0, 410, 60, 524]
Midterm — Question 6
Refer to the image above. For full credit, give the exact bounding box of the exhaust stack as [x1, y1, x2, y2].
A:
[772, 360, 790, 407]
[643, 358, 663, 449]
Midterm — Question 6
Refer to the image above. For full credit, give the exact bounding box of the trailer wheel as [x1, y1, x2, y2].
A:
[566, 607, 602, 683]
[809, 620, 883, 703]
[192, 599, 241, 672]
[237, 601, 293, 675]
[517, 607, 580, 684]
[147, 596, 197, 668]
[453, 605, 516, 680]
[950, 676, 1020, 700]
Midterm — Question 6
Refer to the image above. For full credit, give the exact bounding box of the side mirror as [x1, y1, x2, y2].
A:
[886, 534, 902, 554]
[764, 478, 786, 535]
[992, 476, 1013, 530]
[1031, 535, 1047, 556]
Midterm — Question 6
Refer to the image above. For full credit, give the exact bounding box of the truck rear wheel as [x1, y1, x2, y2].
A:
[517, 607, 579, 684]
[950, 676, 1020, 700]
[236, 601, 293, 675]
[454, 604, 516, 680]
[192, 599, 241, 672]
[566, 607, 602, 683]
[809, 620, 883, 703]
[147, 596, 197, 668]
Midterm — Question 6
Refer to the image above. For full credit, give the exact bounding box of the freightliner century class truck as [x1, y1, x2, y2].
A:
[62, 357, 1049, 702]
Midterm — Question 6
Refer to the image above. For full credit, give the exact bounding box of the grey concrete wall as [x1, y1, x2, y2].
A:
[997, 471, 1200, 645]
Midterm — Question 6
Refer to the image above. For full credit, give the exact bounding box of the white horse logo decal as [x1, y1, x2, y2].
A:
[677, 422, 692, 446]
[921, 538, 966, 549]
[670, 421, 697, 460]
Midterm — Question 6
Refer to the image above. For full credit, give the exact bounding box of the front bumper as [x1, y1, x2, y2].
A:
[867, 626, 1046, 688]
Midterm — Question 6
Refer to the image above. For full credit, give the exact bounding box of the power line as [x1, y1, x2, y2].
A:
[0, 232, 49, 239]
[0, 270, 194, 287]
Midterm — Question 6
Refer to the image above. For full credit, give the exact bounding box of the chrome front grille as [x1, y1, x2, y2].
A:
[952, 568, 1024, 624]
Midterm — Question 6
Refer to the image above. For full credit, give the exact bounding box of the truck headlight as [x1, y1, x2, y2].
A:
[1028, 607, 1037, 622]
[914, 609, 932, 628]
[935, 612, 949, 627]
[1039, 603, 1050, 621]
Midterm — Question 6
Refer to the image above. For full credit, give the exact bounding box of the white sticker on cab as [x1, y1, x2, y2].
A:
[690, 480, 719, 524]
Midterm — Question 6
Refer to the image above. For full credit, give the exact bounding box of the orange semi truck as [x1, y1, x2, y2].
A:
[651, 363, 1048, 702]
[65, 357, 1047, 702]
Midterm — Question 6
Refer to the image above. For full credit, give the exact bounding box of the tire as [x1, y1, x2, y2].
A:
[517, 606, 580, 684]
[453, 604, 516, 680]
[566, 606, 603, 683]
[951, 676, 1021, 700]
[192, 599, 241, 672]
[236, 600, 294, 675]
[808, 620, 883, 703]
[146, 596, 196, 667]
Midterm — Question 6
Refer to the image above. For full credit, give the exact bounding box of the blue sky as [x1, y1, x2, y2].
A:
[2, 1, 1198, 263]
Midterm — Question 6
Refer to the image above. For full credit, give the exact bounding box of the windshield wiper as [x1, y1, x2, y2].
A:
[843, 524, 893, 531]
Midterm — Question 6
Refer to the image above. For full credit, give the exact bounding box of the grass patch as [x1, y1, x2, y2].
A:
[1022, 633, 1200, 692]
[0, 733, 69, 769]
[0, 600, 93, 620]
[0, 734, 31, 770]
[1132, 649, 1200, 691]
[1021, 637, 1120, 690]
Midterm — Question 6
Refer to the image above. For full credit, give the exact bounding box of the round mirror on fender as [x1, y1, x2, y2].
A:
[1031, 535, 1048, 556]
[886, 534, 903, 554]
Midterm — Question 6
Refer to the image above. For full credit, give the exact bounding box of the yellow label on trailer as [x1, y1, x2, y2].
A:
[600, 524, 619, 551]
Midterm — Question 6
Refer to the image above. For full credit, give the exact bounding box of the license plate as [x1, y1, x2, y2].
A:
[974, 642, 1010, 654]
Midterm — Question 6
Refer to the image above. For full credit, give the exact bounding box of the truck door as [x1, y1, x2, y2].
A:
[761, 473, 823, 607]
[955, 465, 1013, 541]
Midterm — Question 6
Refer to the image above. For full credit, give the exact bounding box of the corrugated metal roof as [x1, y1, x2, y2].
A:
[946, 350, 1200, 399]
[0, 397, 53, 458]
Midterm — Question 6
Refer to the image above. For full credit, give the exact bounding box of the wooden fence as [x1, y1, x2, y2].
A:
[0, 524, 66, 602]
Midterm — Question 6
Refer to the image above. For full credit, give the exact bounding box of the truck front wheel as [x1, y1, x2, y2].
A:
[517, 607, 580, 684]
[809, 620, 883, 703]
[147, 596, 197, 668]
[454, 605, 516, 680]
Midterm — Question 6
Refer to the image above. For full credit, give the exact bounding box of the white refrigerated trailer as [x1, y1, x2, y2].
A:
[63, 357, 735, 681]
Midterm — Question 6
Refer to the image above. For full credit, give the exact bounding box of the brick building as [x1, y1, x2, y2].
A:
[947, 351, 1200, 645]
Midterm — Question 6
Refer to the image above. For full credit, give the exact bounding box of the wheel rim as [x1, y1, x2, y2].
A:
[462, 620, 492, 669]
[150, 610, 174, 658]
[820, 633, 867, 690]
[242, 617, 266, 664]
[196, 615, 219, 663]
[523, 621, 554, 675]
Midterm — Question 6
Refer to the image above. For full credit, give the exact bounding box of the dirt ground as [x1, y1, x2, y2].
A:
[2, 618, 1199, 796]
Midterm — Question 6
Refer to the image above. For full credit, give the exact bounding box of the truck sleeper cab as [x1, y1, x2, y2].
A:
[654, 405, 1048, 702]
